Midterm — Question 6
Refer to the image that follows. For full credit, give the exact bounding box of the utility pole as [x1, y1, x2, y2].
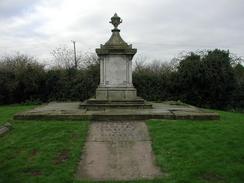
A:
[71, 40, 77, 69]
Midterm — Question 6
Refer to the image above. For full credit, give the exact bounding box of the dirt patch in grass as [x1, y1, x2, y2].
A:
[22, 167, 42, 177]
[30, 148, 38, 157]
[71, 133, 80, 139]
[28, 148, 38, 161]
[31, 149, 38, 156]
[53, 149, 69, 165]
[15, 148, 23, 154]
[31, 170, 42, 176]
[201, 172, 225, 182]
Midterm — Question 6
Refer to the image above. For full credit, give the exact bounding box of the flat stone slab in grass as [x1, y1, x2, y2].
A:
[0, 123, 12, 136]
[75, 121, 163, 181]
[0, 126, 9, 136]
[14, 102, 219, 121]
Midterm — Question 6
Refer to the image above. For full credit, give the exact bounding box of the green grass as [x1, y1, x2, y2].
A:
[0, 120, 89, 183]
[1, 105, 244, 183]
[0, 104, 90, 183]
[0, 104, 36, 125]
[147, 111, 244, 183]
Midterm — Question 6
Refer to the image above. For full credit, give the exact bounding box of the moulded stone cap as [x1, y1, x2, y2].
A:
[96, 48, 137, 56]
[96, 13, 137, 56]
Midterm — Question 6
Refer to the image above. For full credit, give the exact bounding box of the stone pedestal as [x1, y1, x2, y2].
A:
[96, 87, 137, 101]
[80, 13, 152, 110]
[96, 53, 137, 101]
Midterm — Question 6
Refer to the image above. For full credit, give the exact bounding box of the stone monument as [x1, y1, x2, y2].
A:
[14, 15, 220, 120]
[80, 13, 152, 110]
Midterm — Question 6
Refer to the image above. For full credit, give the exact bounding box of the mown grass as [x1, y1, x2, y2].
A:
[0, 104, 36, 125]
[0, 119, 89, 183]
[0, 104, 90, 183]
[147, 110, 244, 183]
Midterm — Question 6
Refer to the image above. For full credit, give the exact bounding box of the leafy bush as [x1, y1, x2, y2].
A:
[133, 61, 178, 101]
[0, 53, 99, 104]
[177, 49, 238, 109]
[0, 54, 46, 104]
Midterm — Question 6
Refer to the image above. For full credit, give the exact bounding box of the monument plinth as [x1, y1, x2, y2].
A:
[81, 13, 152, 110]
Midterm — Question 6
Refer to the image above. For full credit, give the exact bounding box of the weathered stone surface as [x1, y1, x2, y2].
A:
[172, 111, 220, 120]
[0, 123, 12, 136]
[95, 87, 137, 100]
[96, 13, 136, 56]
[90, 13, 141, 106]
[80, 97, 153, 110]
[0, 126, 9, 136]
[87, 122, 150, 142]
[14, 102, 220, 121]
[75, 121, 163, 181]
[99, 55, 133, 88]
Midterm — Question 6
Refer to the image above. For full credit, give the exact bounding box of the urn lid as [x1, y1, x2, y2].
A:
[96, 13, 137, 56]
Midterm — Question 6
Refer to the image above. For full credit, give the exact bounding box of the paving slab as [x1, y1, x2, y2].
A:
[172, 111, 220, 120]
[14, 101, 219, 121]
[75, 121, 163, 181]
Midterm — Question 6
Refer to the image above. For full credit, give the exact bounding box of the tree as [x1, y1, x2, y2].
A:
[233, 64, 244, 108]
[0, 54, 46, 104]
[202, 49, 237, 108]
[177, 53, 203, 105]
[177, 49, 237, 108]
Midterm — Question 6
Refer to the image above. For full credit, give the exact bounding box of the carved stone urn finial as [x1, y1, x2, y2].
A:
[96, 13, 136, 55]
[110, 13, 122, 30]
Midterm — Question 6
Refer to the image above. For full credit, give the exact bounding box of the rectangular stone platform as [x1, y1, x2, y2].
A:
[14, 102, 219, 121]
[80, 98, 153, 110]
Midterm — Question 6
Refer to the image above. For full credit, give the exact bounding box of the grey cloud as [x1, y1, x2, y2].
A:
[0, 0, 243, 63]
[0, 0, 39, 18]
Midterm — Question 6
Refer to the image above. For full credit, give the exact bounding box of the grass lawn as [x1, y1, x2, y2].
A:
[0, 104, 36, 126]
[147, 110, 244, 183]
[0, 104, 89, 183]
[0, 120, 89, 183]
[0, 105, 244, 183]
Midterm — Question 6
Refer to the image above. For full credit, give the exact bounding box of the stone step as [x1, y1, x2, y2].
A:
[14, 111, 219, 121]
[80, 102, 153, 110]
[13, 102, 220, 121]
[86, 98, 145, 104]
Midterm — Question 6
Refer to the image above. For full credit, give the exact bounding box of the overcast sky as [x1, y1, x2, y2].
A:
[0, 0, 243, 64]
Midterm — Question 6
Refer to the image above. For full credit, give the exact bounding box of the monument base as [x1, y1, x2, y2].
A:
[14, 102, 220, 121]
[80, 98, 152, 110]
[95, 87, 137, 100]
[80, 87, 152, 110]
